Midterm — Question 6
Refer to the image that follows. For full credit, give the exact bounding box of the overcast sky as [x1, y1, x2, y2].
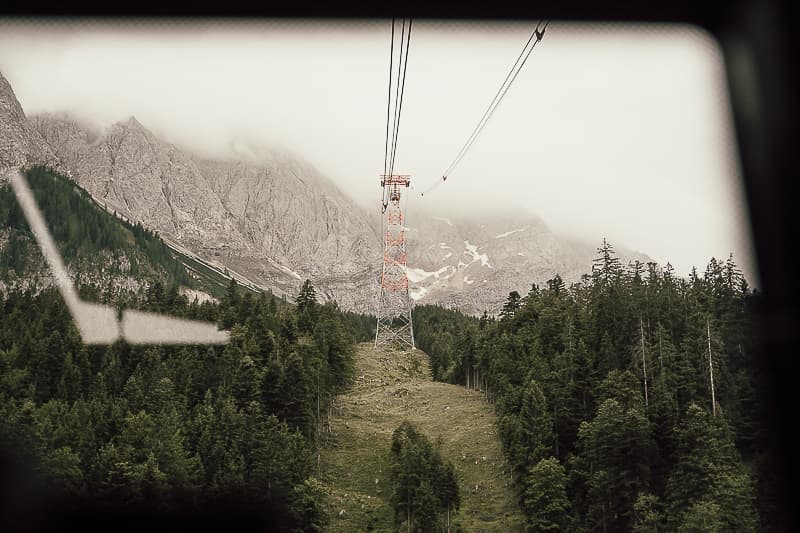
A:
[0, 18, 758, 284]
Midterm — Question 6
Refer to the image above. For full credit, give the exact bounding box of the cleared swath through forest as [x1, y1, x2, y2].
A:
[318, 343, 525, 531]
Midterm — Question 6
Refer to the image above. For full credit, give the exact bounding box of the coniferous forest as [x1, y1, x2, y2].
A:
[0, 277, 373, 531]
[0, 167, 192, 288]
[414, 242, 780, 532]
[0, 166, 784, 531]
[0, 168, 375, 531]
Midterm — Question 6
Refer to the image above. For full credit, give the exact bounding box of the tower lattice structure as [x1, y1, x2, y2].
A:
[375, 174, 415, 349]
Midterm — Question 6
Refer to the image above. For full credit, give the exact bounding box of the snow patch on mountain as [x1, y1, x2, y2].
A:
[464, 240, 492, 268]
[495, 228, 525, 239]
[407, 265, 451, 283]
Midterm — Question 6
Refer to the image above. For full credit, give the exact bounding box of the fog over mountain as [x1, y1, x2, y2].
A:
[0, 19, 758, 287]
[2, 69, 658, 314]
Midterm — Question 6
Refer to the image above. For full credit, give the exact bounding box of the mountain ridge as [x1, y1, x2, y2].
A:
[2, 69, 653, 314]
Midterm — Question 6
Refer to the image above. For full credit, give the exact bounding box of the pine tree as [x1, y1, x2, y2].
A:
[295, 279, 319, 333]
[56, 352, 83, 404]
[632, 492, 663, 532]
[678, 499, 723, 532]
[596, 369, 643, 411]
[37, 445, 84, 493]
[232, 355, 262, 409]
[389, 421, 460, 532]
[546, 274, 565, 296]
[412, 479, 440, 532]
[523, 457, 570, 531]
[592, 238, 622, 287]
[146, 280, 165, 311]
[500, 291, 522, 320]
[518, 378, 554, 467]
[664, 403, 758, 531]
[575, 398, 654, 531]
[280, 351, 314, 437]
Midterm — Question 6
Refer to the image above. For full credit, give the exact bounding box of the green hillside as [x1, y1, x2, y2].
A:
[319, 344, 525, 532]
[412, 245, 774, 531]
[0, 166, 226, 300]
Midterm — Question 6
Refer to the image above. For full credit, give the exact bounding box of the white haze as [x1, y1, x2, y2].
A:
[0, 18, 758, 284]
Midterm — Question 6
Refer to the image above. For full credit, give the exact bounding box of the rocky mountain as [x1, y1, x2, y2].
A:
[193, 153, 379, 278]
[29, 111, 382, 305]
[404, 211, 649, 314]
[1, 69, 651, 315]
[30, 113, 248, 253]
[0, 166, 219, 303]
[0, 71, 60, 176]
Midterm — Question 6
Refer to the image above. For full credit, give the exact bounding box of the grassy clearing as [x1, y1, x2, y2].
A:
[318, 343, 524, 532]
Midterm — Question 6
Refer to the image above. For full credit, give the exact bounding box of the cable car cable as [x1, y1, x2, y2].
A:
[383, 18, 396, 179]
[389, 19, 413, 179]
[443, 19, 548, 179]
[421, 19, 549, 197]
[388, 18, 406, 181]
[442, 21, 541, 178]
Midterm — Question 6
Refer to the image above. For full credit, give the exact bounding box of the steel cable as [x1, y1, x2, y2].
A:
[421, 20, 549, 197]
[389, 19, 413, 178]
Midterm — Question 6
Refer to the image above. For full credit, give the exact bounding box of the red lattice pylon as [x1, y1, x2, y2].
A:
[375, 174, 415, 349]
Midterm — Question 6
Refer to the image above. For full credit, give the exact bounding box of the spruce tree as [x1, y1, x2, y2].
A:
[500, 290, 522, 320]
[518, 378, 554, 467]
[523, 457, 570, 531]
[664, 403, 758, 531]
[295, 279, 319, 333]
[631, 492, 663, 532]
[575, 398, 654, 531]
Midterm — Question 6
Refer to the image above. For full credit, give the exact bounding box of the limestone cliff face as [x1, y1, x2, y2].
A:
[30, 111, 383, 307]
[4, 68, 652, 315]
[31, 113, 246, 254]
[0, 72, 59, 176]
[194, 155, 379, 277]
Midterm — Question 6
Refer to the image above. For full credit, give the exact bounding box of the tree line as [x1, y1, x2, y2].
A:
[0, 167, 191, 287]
[1, 166, 778, 530]
[414, 240, 779, 531]
[0, 271, 373, 531]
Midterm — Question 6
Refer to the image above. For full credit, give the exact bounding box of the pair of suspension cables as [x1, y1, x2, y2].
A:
[420, 19, 549, 197]
[381, 18, 413, 213]
[377, 17, 549, 228]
